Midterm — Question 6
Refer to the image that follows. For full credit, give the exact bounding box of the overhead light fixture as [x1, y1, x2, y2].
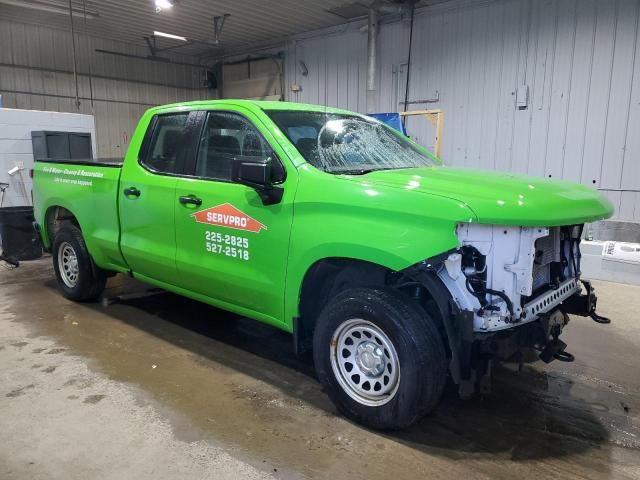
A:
[154, 0, 175, 12]
[153, 30, 187, 42]
[0, 0, 99, 18]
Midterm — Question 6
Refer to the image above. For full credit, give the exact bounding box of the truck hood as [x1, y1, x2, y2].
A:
[350, 166, 614, 226]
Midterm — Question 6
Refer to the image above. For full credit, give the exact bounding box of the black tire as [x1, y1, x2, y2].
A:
[52, 223, 106, 302]
[313, 288, 447, 430]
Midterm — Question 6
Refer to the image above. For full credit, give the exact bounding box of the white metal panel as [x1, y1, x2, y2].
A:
[0, 19, 207, 157]
[620, 0, 640, 196]
[0, 0, 364, 57]
[580, 0, 617, 188]
[286, 0, 640, 222]
[0, 108, 96, 206]
[600, 0, 639, 190]
[463, 4, 491, 170]
[222, 58, 282, 100]
[493, 1, 524, 174]
[0, 20, 203, 90]
[522, 0, 556, 179]
[292, 29, 368, 108]
[545, 0, 576, 181]
[377, 20, 407, 113]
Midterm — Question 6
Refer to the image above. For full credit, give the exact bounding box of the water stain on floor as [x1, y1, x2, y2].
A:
[6, 384, 35, 398]
[83, 394, 107, 404]
[2, 259, 639, 480]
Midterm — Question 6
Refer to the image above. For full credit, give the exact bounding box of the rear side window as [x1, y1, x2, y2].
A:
[195, 112, 273, 181]
[141, 113, 190, 174]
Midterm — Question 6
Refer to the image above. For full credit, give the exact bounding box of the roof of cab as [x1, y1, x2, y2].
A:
[146, 99, 358, 116]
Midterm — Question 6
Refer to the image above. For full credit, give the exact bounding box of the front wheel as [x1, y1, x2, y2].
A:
[52, 224, 106, 302]
[313, 288, 447, 430]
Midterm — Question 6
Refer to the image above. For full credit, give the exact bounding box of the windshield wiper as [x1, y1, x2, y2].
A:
[331, 168, 377, 175]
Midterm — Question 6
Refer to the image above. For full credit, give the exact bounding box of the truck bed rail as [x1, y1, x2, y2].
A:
[35, 158, 123, 168]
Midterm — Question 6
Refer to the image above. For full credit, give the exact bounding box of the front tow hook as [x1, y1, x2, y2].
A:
[562, 280, 611, 324]
[539, 338, 575, 363]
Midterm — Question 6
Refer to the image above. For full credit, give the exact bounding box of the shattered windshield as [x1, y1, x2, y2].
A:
[266, 110, 437, 174]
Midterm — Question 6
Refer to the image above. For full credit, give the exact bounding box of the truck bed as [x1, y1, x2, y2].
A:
[32, 158, 127, 273]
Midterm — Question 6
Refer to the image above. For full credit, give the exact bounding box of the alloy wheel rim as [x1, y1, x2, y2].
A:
[58, 242, 79, 288]
[330, 318, 401, 406]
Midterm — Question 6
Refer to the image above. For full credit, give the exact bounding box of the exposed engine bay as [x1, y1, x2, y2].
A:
[401, 223, 610, 397]
[439, 224, 584, 331]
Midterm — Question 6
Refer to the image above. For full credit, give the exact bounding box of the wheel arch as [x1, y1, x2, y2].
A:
[292, 254, 456, 359]
[293, 257, 391, 355]
[43, 205, 81, 250]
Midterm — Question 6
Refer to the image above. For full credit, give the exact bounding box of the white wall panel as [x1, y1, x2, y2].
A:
[0, 108, 96, 206]
[0, 19, 211, 157]
[286, 0, 640, 222]
[221, 58, 283, 100]
[290, 28, 367, 111]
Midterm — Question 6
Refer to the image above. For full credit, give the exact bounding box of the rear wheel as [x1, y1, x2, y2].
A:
[313, 288, 447, 430]
[52, 224, 106, 301]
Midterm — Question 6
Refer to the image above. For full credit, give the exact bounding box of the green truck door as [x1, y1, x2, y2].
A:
[119, 111, 196, 285]
[174, 109, 295, 327]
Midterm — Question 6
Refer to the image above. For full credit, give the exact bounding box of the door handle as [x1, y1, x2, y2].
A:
[124, 187, 141, 198]
[179, 195, 202, 206]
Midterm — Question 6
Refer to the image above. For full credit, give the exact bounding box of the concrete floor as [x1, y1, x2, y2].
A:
[1, 258, 639, 479]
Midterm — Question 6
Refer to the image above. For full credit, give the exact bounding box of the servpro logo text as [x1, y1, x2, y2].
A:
[192, 203, 267, 233]
[207, 211, 247, 227]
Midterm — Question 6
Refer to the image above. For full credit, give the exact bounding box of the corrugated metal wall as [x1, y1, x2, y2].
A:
[287, 0, 640, 222]
[223, 58, 283, 100]
[0, 19, 210, 157]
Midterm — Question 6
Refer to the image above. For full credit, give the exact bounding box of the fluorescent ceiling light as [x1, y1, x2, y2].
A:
[153, 30, 188, 42]
[154, 0, 174, 10]
[0, 0, 99, 19]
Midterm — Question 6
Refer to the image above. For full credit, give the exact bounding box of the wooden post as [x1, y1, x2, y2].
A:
[399, 109, 444, 158]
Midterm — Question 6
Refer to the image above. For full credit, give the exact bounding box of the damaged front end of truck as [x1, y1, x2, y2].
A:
[397, 222, 609, 398]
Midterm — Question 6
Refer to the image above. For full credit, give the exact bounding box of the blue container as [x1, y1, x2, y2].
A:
[368, 112, 406, 135]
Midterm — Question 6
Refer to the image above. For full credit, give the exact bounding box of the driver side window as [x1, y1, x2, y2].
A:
[196, 112, 273, 181]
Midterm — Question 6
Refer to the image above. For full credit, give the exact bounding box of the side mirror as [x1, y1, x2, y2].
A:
[232, 156, 284, 206]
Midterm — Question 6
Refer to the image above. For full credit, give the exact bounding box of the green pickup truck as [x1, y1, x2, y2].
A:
[33, 100, 613, 429]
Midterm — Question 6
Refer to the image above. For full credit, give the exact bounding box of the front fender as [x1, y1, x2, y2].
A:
[283, 171, 477, 328]
[283, 238, 460, 329]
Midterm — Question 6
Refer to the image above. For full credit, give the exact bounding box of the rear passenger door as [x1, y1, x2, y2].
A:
[119, 111, 199, 285]
[173, 108, 295, 325]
